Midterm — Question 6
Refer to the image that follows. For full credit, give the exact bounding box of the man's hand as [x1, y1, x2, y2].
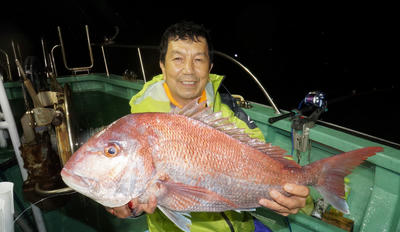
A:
[105, 196, 157, 218]
[259, 183, 309, 216]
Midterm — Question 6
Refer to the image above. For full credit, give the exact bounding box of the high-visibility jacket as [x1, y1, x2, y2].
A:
[129, 73, 265, 232]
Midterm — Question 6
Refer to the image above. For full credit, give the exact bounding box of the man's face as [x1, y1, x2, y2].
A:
[160, 37, 213, 107]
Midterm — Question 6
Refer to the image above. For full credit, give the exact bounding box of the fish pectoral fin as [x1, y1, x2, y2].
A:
[160, 179, 238, 209]
[158, 205, 191, 232]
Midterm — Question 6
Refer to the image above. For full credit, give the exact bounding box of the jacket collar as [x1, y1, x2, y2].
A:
[129, 73, 224, 111]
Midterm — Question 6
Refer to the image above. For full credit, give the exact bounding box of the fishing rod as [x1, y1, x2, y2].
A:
[268, 85, 397, 125]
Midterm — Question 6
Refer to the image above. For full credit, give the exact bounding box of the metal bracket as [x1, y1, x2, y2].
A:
[292, 121, 315, 162]
[293, 121, 313, 152]
[232, 94, 252, 109]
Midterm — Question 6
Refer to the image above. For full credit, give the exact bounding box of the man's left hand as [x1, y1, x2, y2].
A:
[259, 183, 309, 216]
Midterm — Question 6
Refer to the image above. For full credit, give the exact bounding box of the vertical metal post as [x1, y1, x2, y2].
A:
[137, 47, 146, 83]
[101, 45, 110, 77]
[40, 38, 49, 78]
[11, 41, 21, 78]
[0, 48, 12, 81]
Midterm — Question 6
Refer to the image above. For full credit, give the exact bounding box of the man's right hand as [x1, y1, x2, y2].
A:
[106, 196, 157, 218]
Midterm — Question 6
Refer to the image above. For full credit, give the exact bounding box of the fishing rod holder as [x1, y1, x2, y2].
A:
[268, 91, 328, 162]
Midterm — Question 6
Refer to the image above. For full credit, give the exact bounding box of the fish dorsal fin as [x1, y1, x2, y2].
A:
[173, 98, 300, 168]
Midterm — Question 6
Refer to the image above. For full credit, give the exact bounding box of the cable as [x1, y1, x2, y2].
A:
[285, 217, 293, 232]
[298, 99, 304, 110]
[291, 127, 295, 156]
[13, 191, 77, 223]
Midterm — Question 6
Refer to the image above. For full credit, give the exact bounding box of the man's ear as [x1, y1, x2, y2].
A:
[159, 61, 166, 79]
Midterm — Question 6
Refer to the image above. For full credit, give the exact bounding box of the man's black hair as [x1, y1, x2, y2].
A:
[159, 21, 214, 64]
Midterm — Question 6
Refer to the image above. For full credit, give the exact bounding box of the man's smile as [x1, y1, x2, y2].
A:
[179, 80, 198, 87]
[182, 81, 195, 85]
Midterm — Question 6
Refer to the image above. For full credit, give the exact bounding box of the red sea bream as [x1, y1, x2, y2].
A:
[61, 101, 382, 232]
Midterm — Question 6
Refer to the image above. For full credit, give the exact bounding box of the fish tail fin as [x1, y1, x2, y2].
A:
[304, 146, 382, 214]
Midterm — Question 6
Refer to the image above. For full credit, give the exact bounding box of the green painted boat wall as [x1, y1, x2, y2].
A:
[2, 74, 399, 232]
[245, 103, 400, 232]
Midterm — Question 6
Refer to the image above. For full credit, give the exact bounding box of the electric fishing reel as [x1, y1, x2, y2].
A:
[268, 91, 327, 125]
[291, 91, 327, 129]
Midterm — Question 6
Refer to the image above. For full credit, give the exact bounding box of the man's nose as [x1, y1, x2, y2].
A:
[183, 59, 195, 74]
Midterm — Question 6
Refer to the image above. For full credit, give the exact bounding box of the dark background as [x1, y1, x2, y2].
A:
[0, 2, 398, 144]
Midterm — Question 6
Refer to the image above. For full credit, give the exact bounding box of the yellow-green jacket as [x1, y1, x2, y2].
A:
[129, 73, 265, 232]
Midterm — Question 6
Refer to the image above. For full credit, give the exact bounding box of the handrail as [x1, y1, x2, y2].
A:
[57, 25, 94, 74]
[93, 44, 158, 82]
[49, 27, 281, 113]
[50, 44, 60, 76]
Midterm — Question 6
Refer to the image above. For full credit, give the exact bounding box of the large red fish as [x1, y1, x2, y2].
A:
[61, 100, 382, 232]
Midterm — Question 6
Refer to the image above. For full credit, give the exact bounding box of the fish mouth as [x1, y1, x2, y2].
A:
[60, 168, 130, 208]
[61, 168, 93, 193]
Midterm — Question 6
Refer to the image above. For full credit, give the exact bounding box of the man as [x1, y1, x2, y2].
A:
[107, 21, 309, 231]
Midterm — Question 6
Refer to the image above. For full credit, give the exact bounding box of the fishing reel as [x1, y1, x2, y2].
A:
[293, 91, 327, 126]
[302, 91, 327, 110]
[268, 91, 327, 124]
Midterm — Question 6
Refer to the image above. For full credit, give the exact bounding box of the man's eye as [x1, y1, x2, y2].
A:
[173, 57, 183, 61]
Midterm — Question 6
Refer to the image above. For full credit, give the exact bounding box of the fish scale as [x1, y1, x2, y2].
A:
[61, 100, 383, 232]
[153, 114, 273, 180]
[142, 113, 296, 210]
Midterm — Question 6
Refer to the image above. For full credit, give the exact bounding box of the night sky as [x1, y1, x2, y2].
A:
[1, 2, 398, 143]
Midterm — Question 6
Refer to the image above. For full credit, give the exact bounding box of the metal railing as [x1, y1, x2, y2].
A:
[91, 44, 281, 113]
[48, 25, 281, 114]
[57, 25, 94, 74]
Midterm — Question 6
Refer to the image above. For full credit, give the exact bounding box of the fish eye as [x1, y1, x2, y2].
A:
[104, 143, 120, 158]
